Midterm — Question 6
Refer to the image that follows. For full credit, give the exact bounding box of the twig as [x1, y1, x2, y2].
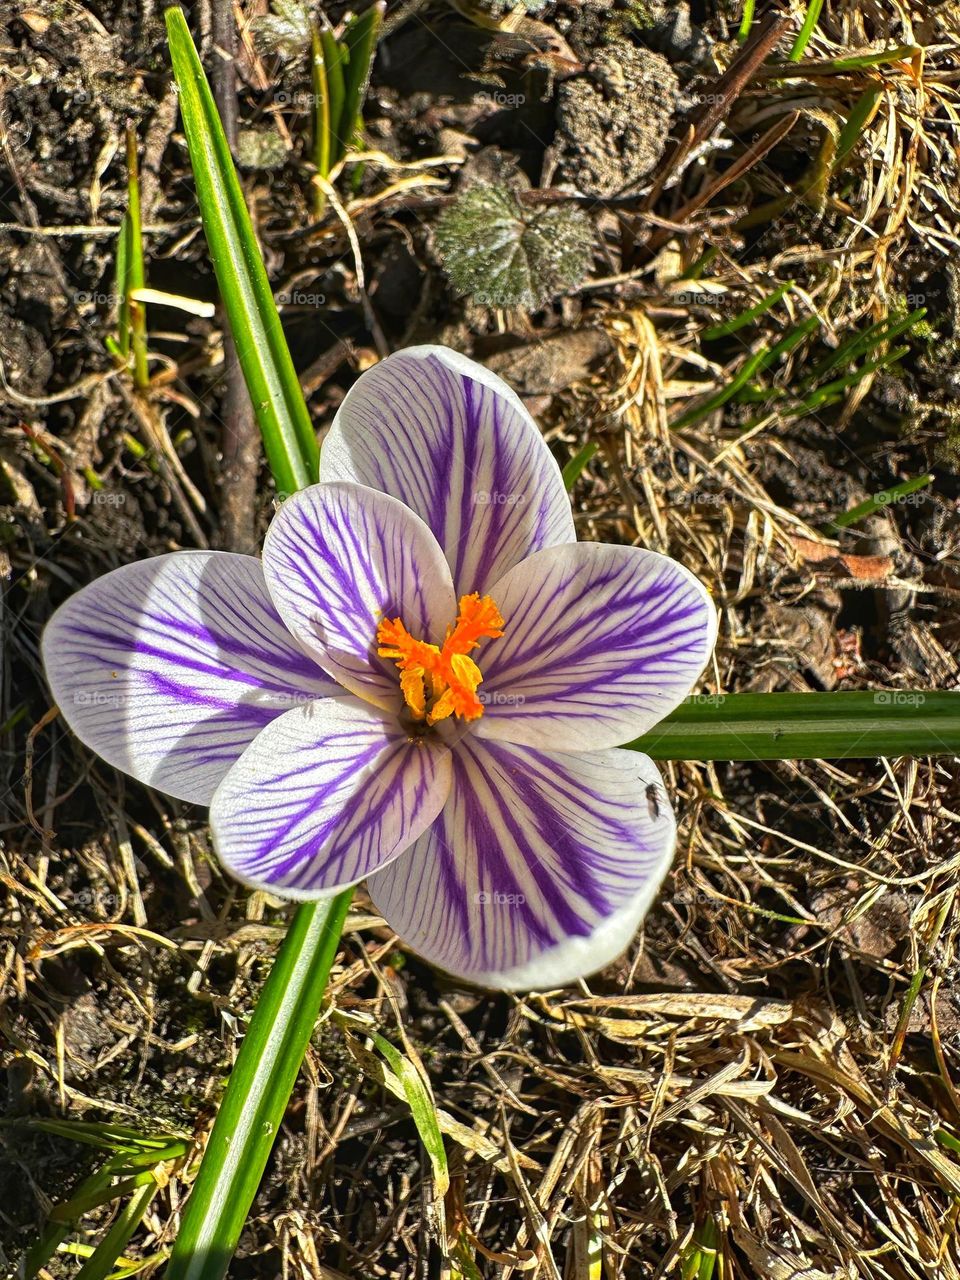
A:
[212, 0, 260, 554]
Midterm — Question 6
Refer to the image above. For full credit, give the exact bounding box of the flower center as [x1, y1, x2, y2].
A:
[376, 593, 505, 726]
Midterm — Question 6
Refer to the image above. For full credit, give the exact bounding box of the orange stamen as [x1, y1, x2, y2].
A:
[376, 594, 504, 725]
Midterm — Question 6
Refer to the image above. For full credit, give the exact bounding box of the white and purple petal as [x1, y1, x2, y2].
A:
[41, 552, 341, 805]
[210, 698, 451, 897]
[320, 346, 576, 595]
[366, 738, 676, 989]
[263, 481, 456, 708]
[475, 543, 717, 751]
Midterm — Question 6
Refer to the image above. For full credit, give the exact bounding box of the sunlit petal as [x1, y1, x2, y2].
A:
[320, 346, 575, 594]
[367, 737, 675, 989]
[42, 552, 341, 804]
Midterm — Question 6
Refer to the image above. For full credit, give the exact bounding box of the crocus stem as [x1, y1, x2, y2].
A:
[165, 892, 352, 1280]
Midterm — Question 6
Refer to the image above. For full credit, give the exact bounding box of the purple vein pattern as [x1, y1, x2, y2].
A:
[41, 552, 341, 804]
[320, 346, 576, 595]
[475, 543, 718, 751]
[42, 345, 719, 988]
[263, 481, 457, 708]
[367, 738, 676, 987]
[210, 699, 452, 896]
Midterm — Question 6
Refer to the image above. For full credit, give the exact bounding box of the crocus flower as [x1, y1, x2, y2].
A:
[43, 347, 716, 989]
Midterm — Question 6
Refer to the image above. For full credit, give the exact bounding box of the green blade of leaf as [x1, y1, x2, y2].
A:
[310, 28, 332, 190]
[73, 1180, 157, 1280]
[701, 281, 794, 340]
[125, 127, 149, 391]
[672, 345, 772, 430]
[320, 27, 347, 160]
[789, 0, 824, 60]
[114, 210, 132, 360]
[836, 86, 882, 167]
[165, 6, 319, 493]
[630, 691, 960, 761]
[826, 472, 934, 532]
[338, 1, 384, 156]
[562, 441, 598, 491]
[163, 893, 352, 1280]
[50, 1171, 159, 1223]
[336, 1012, 449, 1194]
[22, 1166, 118, 1280]
[737, 0, 756, 42]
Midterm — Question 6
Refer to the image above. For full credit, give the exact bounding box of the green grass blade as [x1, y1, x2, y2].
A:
[801, 308, 925, 389]
[311, 29, 332, 197]
[165, 6, 318, 493]
[22, 1167, 118, 1280]
[72, 1181, 157, 1280]
[562, 441, 599, 490]
[737, 0, 755, 42]
[630, 691, 960, 761]
[51, 1172, 158, 1222]
[125, 127, 149, 391]
[672, 346, 772, 429]
[339, 1, 384, 155]
[702, 281, 793, 340]
[789, 0, 825, 60]
[836, 86, 882, 167]
[164, 893, 352, 1280]
[781, 44, 920, 74]
[114, 210, 132, 360]
[338, 1013, 449, 1194]
[827, 472, 934, 531]
[790, 344, 910, 415]
[320, 28, 347, 159]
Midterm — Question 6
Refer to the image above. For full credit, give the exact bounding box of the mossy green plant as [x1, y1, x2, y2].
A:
[434, 183, 594, 310]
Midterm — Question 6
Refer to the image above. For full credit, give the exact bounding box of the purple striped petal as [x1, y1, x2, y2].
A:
[262, 481, 457, 709]
[367, 738, 675, 989]
[320, 346, 575, 595]
[210, 698, 452, 897]
[41, 552, 342, 804]
[475, 543, 717, 751]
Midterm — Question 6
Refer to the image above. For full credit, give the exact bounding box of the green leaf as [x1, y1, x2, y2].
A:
[630, 691, 960, 761]
[165, 6, 318, 494]
[562, 441, 599, 491]
[789, 0, 824, 60]
[320, 28, 347, 158]
[164, 895, 352, 1280]
[338, 2, 384, 158]
[337, 1011, 449, 1194]
[435, 184, 594, 309]
[826, 472, 934, 532]
[73, 1181, 157, 1280]
[125, 127, 149, 391]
